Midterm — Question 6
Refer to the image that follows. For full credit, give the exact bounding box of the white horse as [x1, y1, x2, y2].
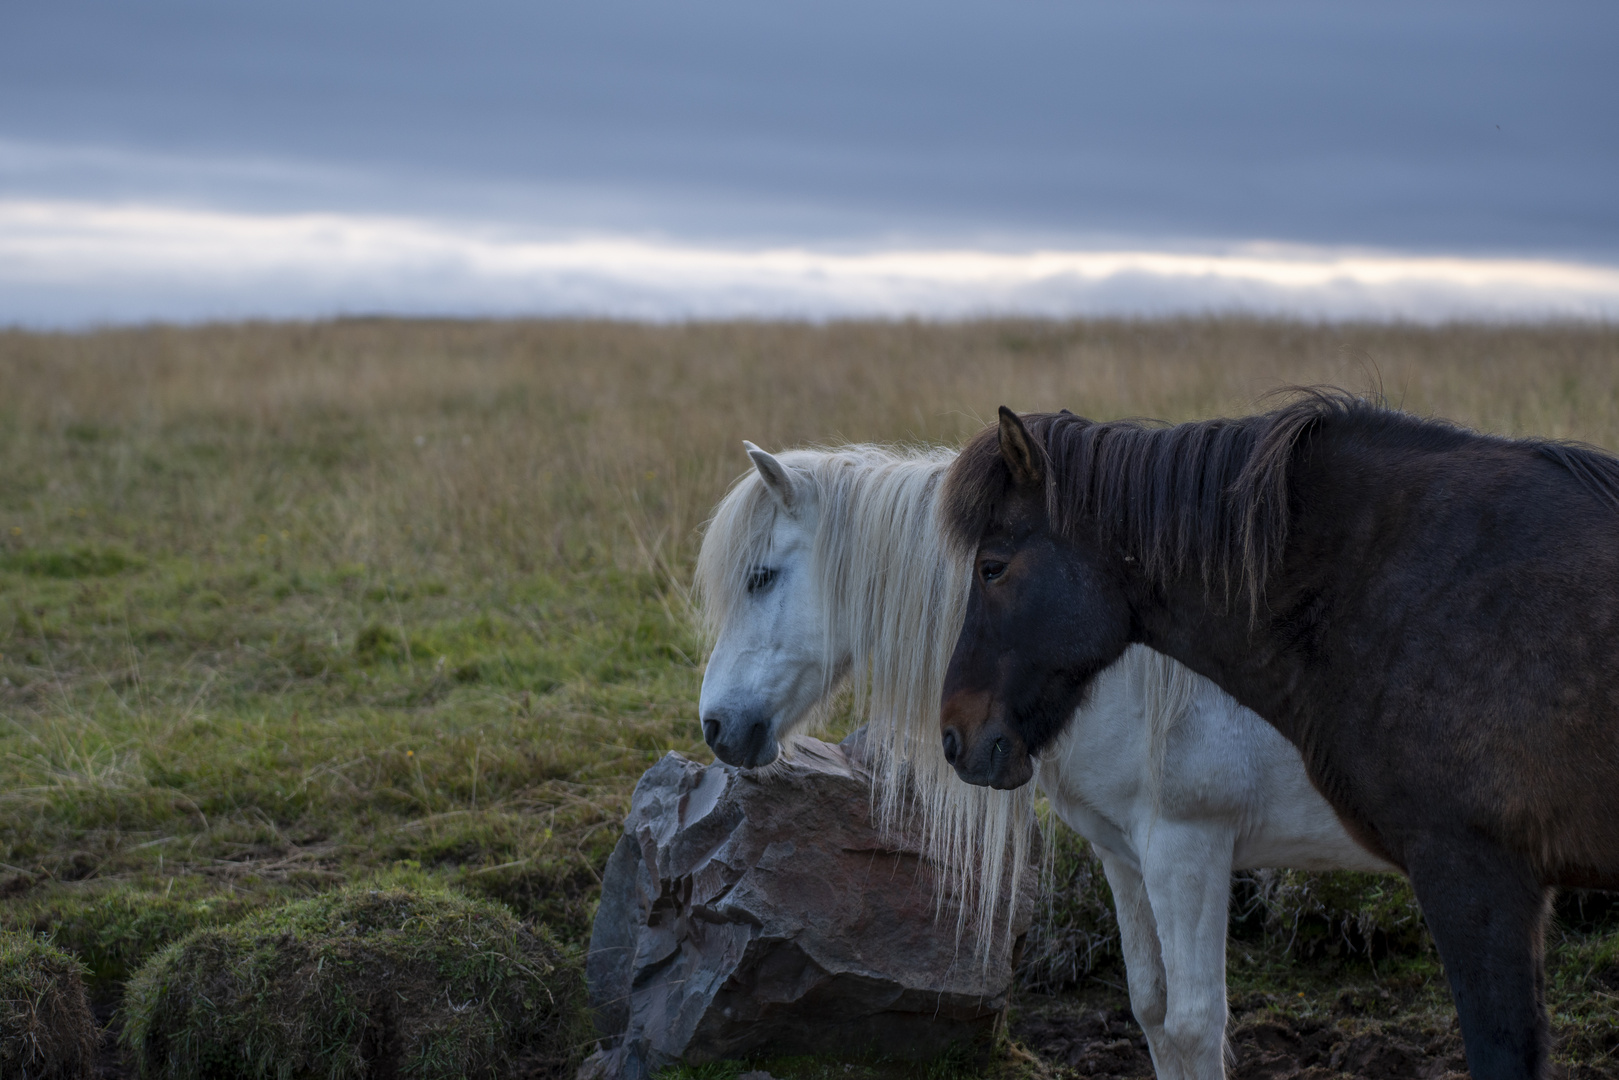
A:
[693, 443, 1396, 1080]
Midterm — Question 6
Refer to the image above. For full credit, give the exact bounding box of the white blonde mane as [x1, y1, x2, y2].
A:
[694, 444, 1036, 960]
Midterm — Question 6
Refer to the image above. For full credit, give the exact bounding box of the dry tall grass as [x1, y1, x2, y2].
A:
[4, 317, 1616, 584]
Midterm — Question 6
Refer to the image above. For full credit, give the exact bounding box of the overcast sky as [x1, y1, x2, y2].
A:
[3, 1, 1616, 323]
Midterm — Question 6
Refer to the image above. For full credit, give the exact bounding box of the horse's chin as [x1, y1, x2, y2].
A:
[739, 743, 781, 770]
[949, 746, 1036, 789]
[709, 740, 779, 769]
[987, 752, 1036, 790]
[739, 710, 822, 770]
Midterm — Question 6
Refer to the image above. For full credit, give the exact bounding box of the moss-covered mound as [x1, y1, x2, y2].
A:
[2, 881, 265, 999]
[121, 882, 585, 1080]
[0, 931, 98, 1080]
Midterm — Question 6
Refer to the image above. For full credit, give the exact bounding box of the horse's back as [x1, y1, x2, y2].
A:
[1288, 428, 1619, 882]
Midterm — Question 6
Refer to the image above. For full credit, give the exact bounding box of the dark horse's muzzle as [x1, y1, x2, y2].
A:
[940, 688, 1035, 789]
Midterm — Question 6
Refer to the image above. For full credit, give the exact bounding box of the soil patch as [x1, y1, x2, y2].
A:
[1012, 997, 1475, 1079]
[91, 998, 132, 1080]
[1225, 1016, 1465, 1079]
[1012, 1006, 1153, 1077]
[1015, 992, 1619, 1080]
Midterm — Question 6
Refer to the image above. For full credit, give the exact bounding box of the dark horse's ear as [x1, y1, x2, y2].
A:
[997, 406, 1043, 489]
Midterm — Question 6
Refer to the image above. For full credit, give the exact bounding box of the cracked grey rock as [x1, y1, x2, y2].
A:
[581, 730, 1034, 1079]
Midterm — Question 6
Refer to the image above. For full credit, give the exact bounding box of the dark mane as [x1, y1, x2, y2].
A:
[1536, 439, 1619, 513]
[942, 389, 1619, 614]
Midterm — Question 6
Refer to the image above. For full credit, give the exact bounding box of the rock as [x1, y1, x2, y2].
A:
[584, 731, 1034, 1079]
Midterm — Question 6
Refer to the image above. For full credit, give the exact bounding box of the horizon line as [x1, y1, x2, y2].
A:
[3, 199, 1617, 327]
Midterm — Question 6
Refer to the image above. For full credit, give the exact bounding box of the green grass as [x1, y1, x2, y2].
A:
[1, 550, 704, 963]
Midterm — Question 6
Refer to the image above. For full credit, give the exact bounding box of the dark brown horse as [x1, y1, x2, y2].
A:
[937, 393, 1619, 1080]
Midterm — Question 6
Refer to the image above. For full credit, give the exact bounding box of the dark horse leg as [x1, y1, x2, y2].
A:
[1406, 833, 1552, 1080]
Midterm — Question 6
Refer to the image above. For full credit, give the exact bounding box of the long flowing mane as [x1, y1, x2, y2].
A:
[694, 445, 1037, 958]
[942, 389, 1619, 614]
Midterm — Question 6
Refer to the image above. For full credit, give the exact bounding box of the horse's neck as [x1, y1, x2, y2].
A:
[1125, 425, 1407, 742]
[1125, 571, 1302, 744]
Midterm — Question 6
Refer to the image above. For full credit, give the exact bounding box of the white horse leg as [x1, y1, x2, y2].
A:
[1096, 849, 1179, 1080]
[1141, 824, 1237, 1080]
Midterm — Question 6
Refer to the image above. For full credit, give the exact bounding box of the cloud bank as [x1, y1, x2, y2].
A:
[3, 200, 1616, 327]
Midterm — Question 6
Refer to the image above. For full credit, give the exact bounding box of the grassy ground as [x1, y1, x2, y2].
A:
[3, 318, 1619, 1076]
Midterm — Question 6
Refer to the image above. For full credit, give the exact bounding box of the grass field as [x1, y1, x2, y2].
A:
[4, 317, 1619, 1076]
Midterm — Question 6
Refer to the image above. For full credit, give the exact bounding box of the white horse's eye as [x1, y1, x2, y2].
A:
[746, 566, 779, 594]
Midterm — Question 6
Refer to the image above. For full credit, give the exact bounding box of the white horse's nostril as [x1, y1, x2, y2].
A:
[702, 717, 721, 746]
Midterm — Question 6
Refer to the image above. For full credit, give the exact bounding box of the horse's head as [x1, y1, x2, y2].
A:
[696, 443, 837, 769]
[939, 408, 1132, 789]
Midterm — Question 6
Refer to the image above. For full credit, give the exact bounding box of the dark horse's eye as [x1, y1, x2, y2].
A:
[746, 567, 779, 594]
[979, 560, 1008, 583]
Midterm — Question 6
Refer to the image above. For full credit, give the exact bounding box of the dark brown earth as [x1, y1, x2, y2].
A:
[1012, 1003, 1469, 1079]
[92, 1001, 130, 1080]
[1011, 993, 1619, 1080]
[88, 993, 1612, 1080]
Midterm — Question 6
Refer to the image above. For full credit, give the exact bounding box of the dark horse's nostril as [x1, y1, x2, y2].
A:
[941, 728, 961, 766]
[702, 718, 720, 747]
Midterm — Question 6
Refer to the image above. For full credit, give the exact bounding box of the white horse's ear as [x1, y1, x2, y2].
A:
[744, 440, 797, 511]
